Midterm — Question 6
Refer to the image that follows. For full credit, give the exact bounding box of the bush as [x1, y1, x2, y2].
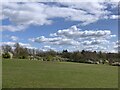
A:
[46, 55, 53, 61]
[19, 56, 26, 59]
[2, 53, 10, 59]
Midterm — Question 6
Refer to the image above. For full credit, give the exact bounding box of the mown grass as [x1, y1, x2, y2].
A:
[2, 59, 118, 88]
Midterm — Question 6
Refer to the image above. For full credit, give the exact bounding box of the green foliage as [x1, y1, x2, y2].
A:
[19, 56, 26, 59]
[2, 43, 120, 63]
[45, 55, 53, 61]
[2, 53, 10, 59]
[14, 43, 29, 59]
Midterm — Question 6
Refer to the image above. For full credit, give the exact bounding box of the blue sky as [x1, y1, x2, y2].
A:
[1, 1, 119, 52]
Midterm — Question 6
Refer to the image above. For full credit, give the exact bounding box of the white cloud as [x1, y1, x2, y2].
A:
[84, 45, 107, 52]
[34, 36, 62, 43]
[1, 42, 29, 47]
[1, 1, 118, 32]
[42, 45, 56, 51]
[116, 40, 120, 45]
[28, 38, 35, 42]
[33, 35, 80, 46]
[1, 3, 52, 32]
[19, 42, 31, 47]
[2, 3, 53, 25]
[30, 25, 116, 46]
[0, 25, 27, 32]
[1, 42, 15, 46]
[110, 34, 116, 37]
[10, 36, 19, 41]
[82, 39, 109, 45]
[1, 0, 120, 3]
[51, 25, 113, 39]
[1, 41, 36, 49]
[31, 25, 116, 52]
[110, 15, 120, 19]
[113, 40, 120, 52]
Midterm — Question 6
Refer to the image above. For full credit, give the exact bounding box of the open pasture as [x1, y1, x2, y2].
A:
[2, 59, 118, 88]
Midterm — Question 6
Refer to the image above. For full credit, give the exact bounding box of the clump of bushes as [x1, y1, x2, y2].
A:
[19, 56, 26, 59]
[2, 53, 10, 59]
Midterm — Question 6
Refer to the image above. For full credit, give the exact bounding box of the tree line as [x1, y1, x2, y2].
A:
[1, 43, 120, 64]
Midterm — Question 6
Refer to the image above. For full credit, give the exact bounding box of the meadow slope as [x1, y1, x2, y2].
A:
[2, 59, 118, 88]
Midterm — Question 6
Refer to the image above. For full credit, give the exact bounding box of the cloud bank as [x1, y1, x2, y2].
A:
[1, 1, 119, 32]
[30, 25, 116, 52]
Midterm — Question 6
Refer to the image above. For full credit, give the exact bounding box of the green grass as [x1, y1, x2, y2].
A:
[2, 59, 118, 88]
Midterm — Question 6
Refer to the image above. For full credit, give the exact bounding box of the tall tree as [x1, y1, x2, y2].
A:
[14, 43, 29, 59]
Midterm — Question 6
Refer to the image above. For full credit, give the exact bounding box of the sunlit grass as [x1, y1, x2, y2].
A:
[2, 59, 118, 88]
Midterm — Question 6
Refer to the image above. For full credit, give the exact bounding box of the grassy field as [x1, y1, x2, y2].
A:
[2, 59, 118, 88]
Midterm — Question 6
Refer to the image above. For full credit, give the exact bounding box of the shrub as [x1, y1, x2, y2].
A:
[2, 53, 10, 59]
[19, 56, 26, 59]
